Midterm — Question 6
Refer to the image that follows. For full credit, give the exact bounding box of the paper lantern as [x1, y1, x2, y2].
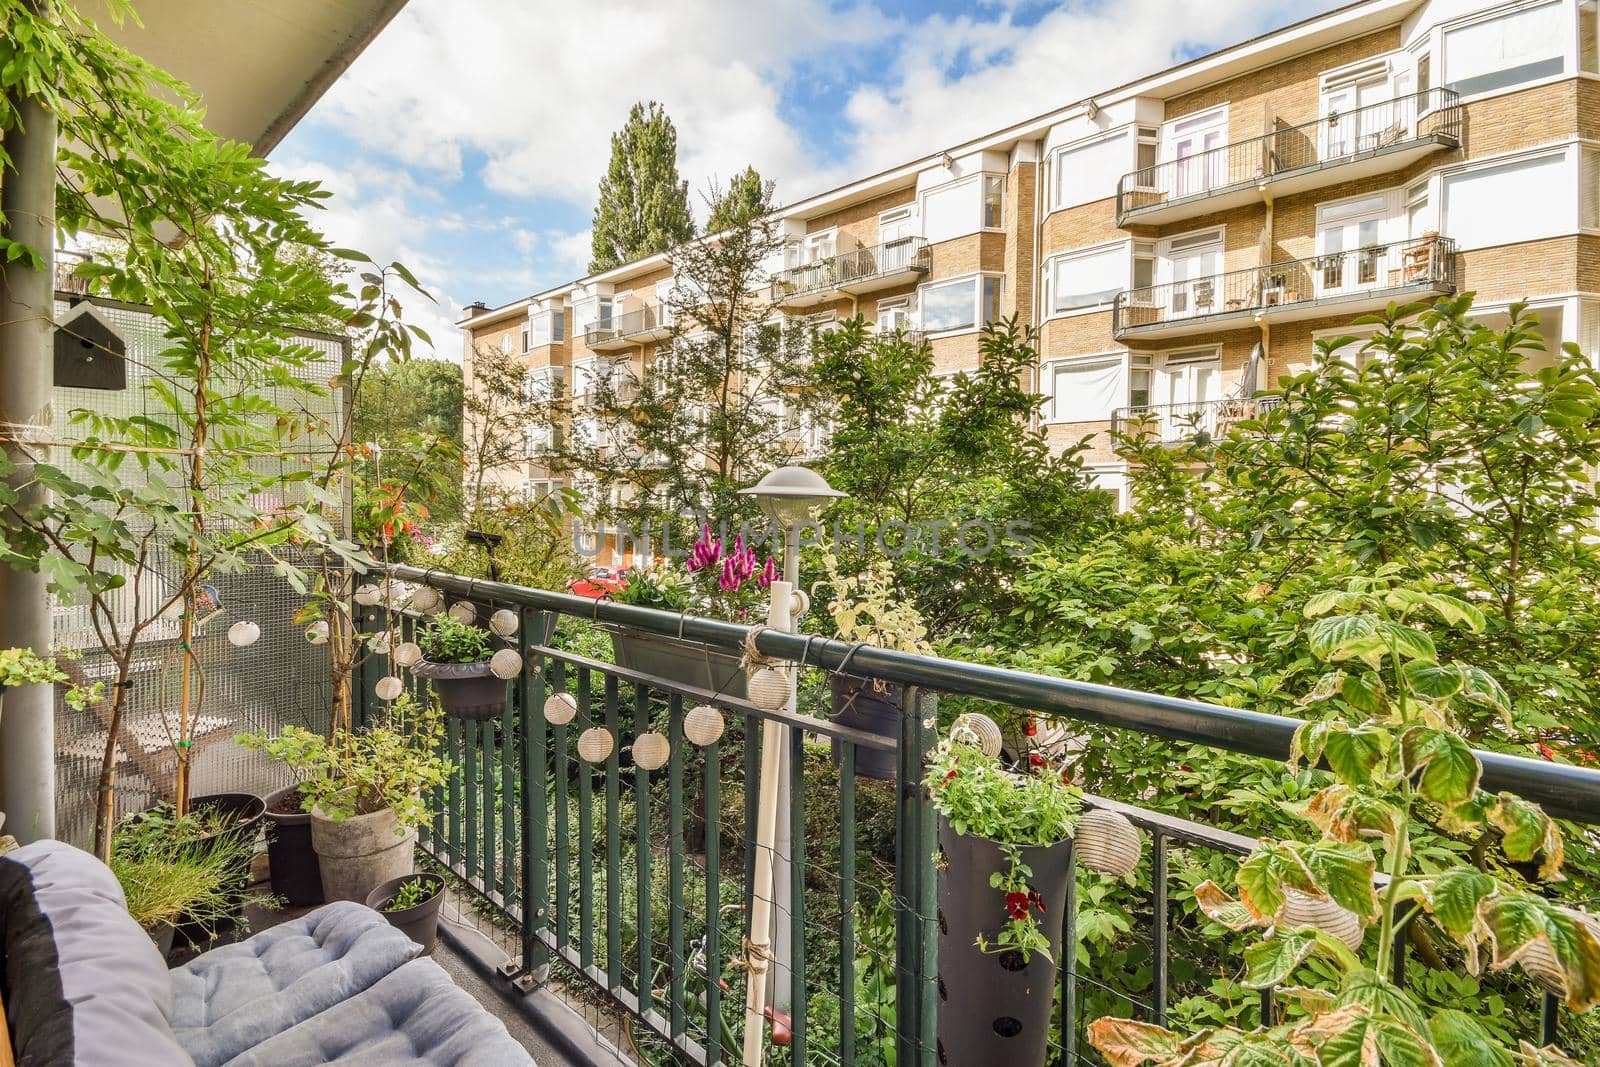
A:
[1277, 890, 1364, 952]
[227, 620, 261, 648]
[408, 586, 443, 614]
[544, 692, 578, 726]
[633, 731, 670, 771]
[1074, 809, 1142, 878]
[489, 609, 519, 637]
[392, 641, 423, 668]
[374, 675, 404, 702]
[490, 648, 523, 680]
[577, 727, 614, 763]
[448, 600, 477, 624]
[1516, 909, 1600, 996]
[684, 704, 725, 747]
[354, 583, 382, 606]
[305, 620, 329, 645]
[746, 666, 790, 711]
[950, 713, 1002, 759]
[368, 631, 391, 655]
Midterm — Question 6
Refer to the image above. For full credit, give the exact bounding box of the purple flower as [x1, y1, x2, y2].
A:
[687, 525, 723, 573]
[718, 557, 739, 592]
[757, 557, 778, 590]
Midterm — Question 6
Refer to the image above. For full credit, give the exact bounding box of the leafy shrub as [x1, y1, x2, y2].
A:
[417, 612, 492, 664]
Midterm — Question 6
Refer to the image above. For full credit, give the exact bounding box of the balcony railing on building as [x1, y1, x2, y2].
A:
[585, 304, 672, 352]
[1113, 234, 1457, 340]
[770, 237, 931, 309]
[1116, 88, 1461, 226]
[1111, 393, 1283, 443]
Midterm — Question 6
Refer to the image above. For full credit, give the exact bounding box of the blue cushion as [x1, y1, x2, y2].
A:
[217, 958, 534, 1066]
[171, 901, 419, 1067]
[0, 840, 194, 1067]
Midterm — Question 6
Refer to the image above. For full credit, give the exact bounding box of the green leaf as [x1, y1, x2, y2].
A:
[1292, 840, 1379, 920]
[1243, 931, 1317, 988]
[1480, 894, 1600, 1010]
[1336, 968, 1430, 1033]
[1237, 842, 1318, 920]
[1401, 661, 1464, 702]
[1376, 621, 1437, 664]
[1486, 793, 1563, 879]
[1424, 867, 1496, 939]
[1427, 1011, 1514, 1067]
[1399, 728, 1480, 807]
[1323, 725, 1388, 788]
[1308, 613, 1382, 667]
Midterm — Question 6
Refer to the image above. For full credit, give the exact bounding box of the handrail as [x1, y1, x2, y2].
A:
[1110, 395, 1282, 438]
[612, 303, 670, 339]
[386, 563, 1600, 823]
[769, 236, 931, 301]
[1116, 87, 1462, 221]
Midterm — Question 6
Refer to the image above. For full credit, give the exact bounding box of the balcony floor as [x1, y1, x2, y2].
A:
[1115, 277, 1455, 341]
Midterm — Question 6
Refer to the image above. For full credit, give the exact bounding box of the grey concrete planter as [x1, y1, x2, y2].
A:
[309, 804, 416, 903]
[411, 658, 505, 720]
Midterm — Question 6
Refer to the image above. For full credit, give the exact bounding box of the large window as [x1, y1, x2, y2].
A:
[1443, 1, 1566, 96]
[919, 274, 1002, 333]
[1048, 244, 1127, 314]
[1583, 148, 1600, 231]
[1053, 130, 1130, 209]
[983, 176, 1004, 229]
[1044, 355, 1127, 422]
[528, 307, 566, 345]
[1444, 153, 1569, 250]
[921, 175, 1005, 243]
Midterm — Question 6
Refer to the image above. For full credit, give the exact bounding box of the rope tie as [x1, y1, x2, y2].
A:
[741, 626, 778, 670]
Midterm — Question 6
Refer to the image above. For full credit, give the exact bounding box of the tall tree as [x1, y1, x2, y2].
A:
[706, 166, 770, 232]
[461, 340, 537, 524]
[589, 101, 695, 273]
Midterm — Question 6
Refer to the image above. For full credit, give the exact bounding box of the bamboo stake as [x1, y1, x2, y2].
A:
[742, 581, 791, 1067]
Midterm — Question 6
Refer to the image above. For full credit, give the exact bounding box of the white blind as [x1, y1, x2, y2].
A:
[1444, 154, 1569, 250]
[1052, 246, 1126, 312]
[1054, 131, 1130, 209]
[921, 180, 979, 243]
[1048, 358, 1126, 422]
[1444, 1, 1566, 95]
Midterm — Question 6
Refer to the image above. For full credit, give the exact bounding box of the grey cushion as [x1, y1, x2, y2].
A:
[0, 839, 194, 1067]
[218, 958, 534, 1066]
[171, 901, 419, 1067]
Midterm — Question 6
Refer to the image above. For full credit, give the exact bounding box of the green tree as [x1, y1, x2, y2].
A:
[706, 165, 769, 232]
[355, 358, 463, 443]
[589, 101, 695, 273]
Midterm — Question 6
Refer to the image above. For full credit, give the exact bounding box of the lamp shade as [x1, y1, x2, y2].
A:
[738, 464, 845, 527]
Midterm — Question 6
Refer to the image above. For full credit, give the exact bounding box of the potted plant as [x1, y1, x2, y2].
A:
[410, 613, 505, 721]
[239, 690, 450, 903]
[262, 782, 323, 906]
[109, 805, 265, 957]
[817, 553, 930, 780]
[1088, 584, 1600, 1066]
[926, 735, 1080, 1065]
[606, 527, 777, 694]
[365, 870, 445, 954]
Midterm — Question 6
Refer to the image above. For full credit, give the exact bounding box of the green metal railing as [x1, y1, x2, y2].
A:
[362, 565, 1600, 1065]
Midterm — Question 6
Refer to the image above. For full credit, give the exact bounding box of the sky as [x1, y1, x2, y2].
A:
[272, 0, 1346, 361]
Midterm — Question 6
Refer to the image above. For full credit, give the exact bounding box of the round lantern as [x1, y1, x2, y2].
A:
[368, 631, 392, 655]
[577, 727, 614, 763]
[1074, 809, 1143, 878]
[1277, 890, 1364, 952]
[305, 620, 329, 645]
[633, 732, 671, 771]
[227, 620, 261, 648]
[489, 609, 519, 637]
[544, 692, 578, 726]
[409, 586, 443, 615]
[392, 641, 423, 668]
[447, 600, 477, 625]
[374, 675, 404, 702]
[354, 583, 382, 606]
[684, 704, 725, 747]
[490, 648, 523, 680]
[746, 666, 791, 711]
[950, 712, 1003, 759]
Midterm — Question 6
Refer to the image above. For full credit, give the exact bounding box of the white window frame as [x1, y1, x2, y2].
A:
[918, 174, 1005, 242]
[876, 295, 915, 333]
[1041, 351, 1135, 424]
[879, 204, 918, 244]
[1582, 142, 1600, 233]
[1042, 240, 1131, 319]
[1051, 128, 1133, 212]
[981, 174, 1005, 231]
[917, 271, 1003, 337]
[1440, 147, 1575, 251]
[1154, 225, 1227, 319]
[1438, 0, 1572, 101]
[1160, 106, 1230, 199]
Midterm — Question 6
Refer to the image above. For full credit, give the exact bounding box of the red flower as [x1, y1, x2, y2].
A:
[1059, 765, 1074, 787]
[942, 769, 958, 785]
[1028, 752, 1047, 770]
[1028, 889, 1045, 914]
[1021, 717, 1038, 737]
[1004, 891, 1030, 921]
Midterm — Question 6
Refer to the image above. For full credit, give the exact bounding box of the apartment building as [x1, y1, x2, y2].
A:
[461, 0, 1600, 511]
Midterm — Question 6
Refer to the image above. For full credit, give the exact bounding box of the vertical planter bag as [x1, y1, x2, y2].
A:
[829, 675, 900, 781]
[936, 815, 1073, 1067]
[263, 784, 323, 906]
[411, 659, 505, 720]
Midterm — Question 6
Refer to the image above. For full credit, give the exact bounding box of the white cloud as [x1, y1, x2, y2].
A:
[546, 229, 593, 278]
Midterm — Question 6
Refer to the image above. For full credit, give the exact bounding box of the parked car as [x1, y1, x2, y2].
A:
[568, 566, 627, 600]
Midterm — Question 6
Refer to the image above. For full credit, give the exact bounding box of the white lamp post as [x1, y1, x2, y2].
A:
[737, 464, 843, 1066]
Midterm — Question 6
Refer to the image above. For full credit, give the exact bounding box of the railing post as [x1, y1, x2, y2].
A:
[894, 685, 936, 1065]
[510, 607, 550, 988]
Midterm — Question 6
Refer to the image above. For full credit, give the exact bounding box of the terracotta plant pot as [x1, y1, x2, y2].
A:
[937, 816, 1074, 1066]
[264, 784, 323, 906]
[829, 675, 901, 781]
[411, 658, 505, 720]
[309, 804, 416, 903]
[365, 872, 445, 955]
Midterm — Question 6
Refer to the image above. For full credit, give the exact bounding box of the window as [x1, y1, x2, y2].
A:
[1053, 130, 1130, 209]
[982, 176, 1004, 229]
[1444, 153, 1569, 249]
[1584, 0, 1599, 74]
[499, 334, 512, 356]
[522, 366, 564, 402]
[1406, 181, 1433, 237]
[1045, 356, 1127, 422]
[1129, 354, 1152, 409]
[573, 296, 612, 335]
[528, 307, 565, 344]
[1132, 241, 1155, 292]
[520, 324, 530, 353]
[880, 205, 917, 242]
[921, 177, 980, 243]
[572, 357, 628, 399]
[919, 274, 1003, 333]
[1049, 244, 1127, 314]
[1583, 148, 1600, 231]
[1135, 126, 1159, 178]
[877, 297, 914, 333]
[1443, 1, 1566, 96]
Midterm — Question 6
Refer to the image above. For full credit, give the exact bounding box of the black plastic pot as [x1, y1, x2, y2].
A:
[264, 784, 324, 906]
[144, 920, 176, 960]
[603, 625, 746, 696]
[175, 792, 265, 945]
[829, 675, 900, 781]
[936, 815, 1073, 1067]
[411, 659, 505, 720]
[365, 872, 445, 955]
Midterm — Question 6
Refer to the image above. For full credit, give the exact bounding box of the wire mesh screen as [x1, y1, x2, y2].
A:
[48, 294, 348, 845]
